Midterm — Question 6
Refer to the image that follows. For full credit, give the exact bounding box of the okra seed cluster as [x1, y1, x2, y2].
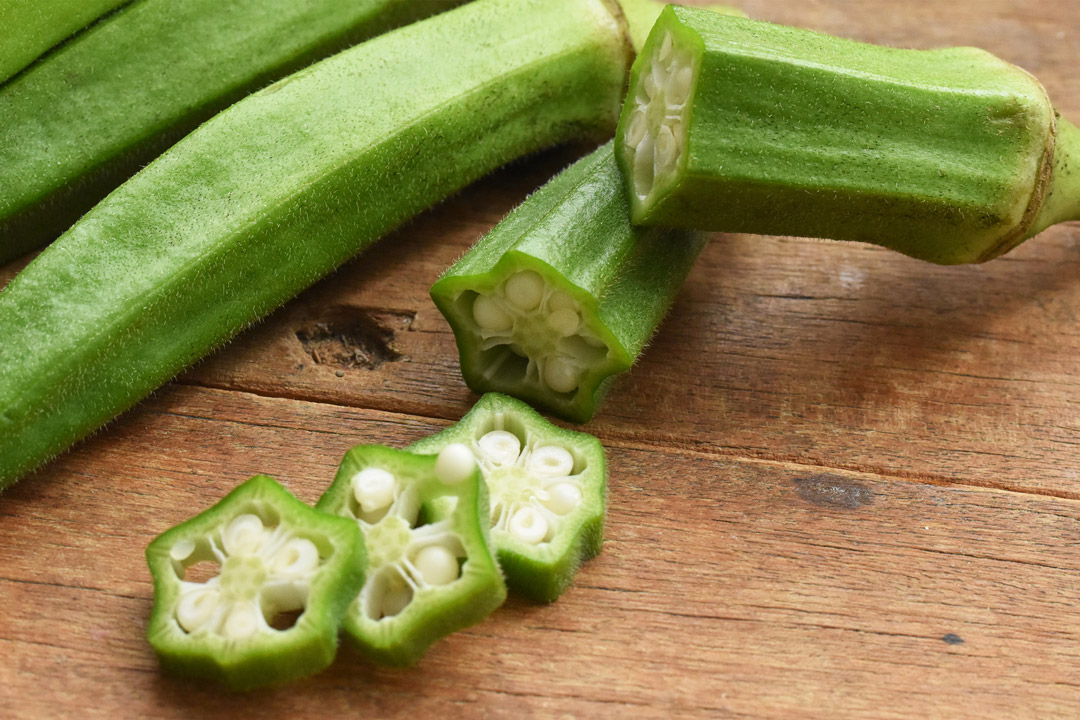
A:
[623, 31, 695, 202]
[171, 511, 322, 639]
[470, 270, 609, 396]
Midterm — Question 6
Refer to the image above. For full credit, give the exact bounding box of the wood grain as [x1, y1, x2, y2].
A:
[2, 0, 1080, 717]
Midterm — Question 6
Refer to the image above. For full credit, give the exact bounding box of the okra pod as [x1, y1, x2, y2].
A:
[316, 444, 505, 666]
[432, 141, 707, 423]
[146, 475, 366, 690]
[616, 7, 1080, 264]
[410, 394, 607, 603]
[0, 0, 472, 263]
[0, 0, 632, 490]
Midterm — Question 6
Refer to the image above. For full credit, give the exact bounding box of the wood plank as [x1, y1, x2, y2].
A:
[3, 386, 1080, 718]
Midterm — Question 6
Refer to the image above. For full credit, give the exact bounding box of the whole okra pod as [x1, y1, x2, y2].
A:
[616, 6, 1080, 264]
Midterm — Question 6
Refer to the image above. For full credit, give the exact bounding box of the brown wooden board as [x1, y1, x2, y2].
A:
[3, 0, 1080, 717]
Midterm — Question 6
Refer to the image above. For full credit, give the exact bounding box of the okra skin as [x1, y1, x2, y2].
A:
[0, 0, 632, 490]
[0, 0, 471, 263]
[146, 475, 366, 691]
[0, 0, 129, 85]
[432, 141, 707, 423]
[617, 7, 1072, 265]
[410, 394, 607, 603]
[317, 445, 505, 667]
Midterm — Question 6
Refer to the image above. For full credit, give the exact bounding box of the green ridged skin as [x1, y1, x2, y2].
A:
[316, 445, 505, 667]
[431, 141, 708, 423]
[410, 394, 607, 603]
[0, 0, 129, 84]
[616, 7, 1080, 265]
[0, 0, 472, 263]
[146, 475, 366, 691]
[0, 0, 633, 490]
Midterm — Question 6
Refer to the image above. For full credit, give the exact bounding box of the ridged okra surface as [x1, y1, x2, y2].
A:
[317, 445, 505, 666]
[410, 394, 606, 603]
[0, 0, 472, 263]
[432, 141, 707, 423]
[146, 475, 366, 690]
[0, 0, 633, 490]
[616, 6, 1080, 264]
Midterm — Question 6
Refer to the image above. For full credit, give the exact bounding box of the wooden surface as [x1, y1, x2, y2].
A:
[3, 1, 1080, 717]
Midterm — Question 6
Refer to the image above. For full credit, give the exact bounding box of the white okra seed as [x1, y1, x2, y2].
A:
[508, 507, 548, 545]
[351, 467, 397, 513]
[435, 443, 476, 485]
[170, 538, 196, 562]
[472, 294, 513, 331]
[655, 125, 679, 173]
[413, 545, 460, 586]
[271, 537, 320, 576]
[223, 603, 261, 639]
[478, 430, 521, 465]
[223, 514, 265, 557]
[504, 270, 544, 311]
[543, 482, 583, 515]
[642, 70, 659, 101]
[547, 290, 577, 312]
[176, 588, 221, 633]
[547, 307, 580, 336]
[528, 445, 575, 477]
[633, 133, 656, 198]
[625, 109, 648, 149]
[542, 355, 580, 394]
[669, 65, 694, 107]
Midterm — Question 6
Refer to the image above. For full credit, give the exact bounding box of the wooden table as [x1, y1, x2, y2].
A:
[3, 1, 1079, 717]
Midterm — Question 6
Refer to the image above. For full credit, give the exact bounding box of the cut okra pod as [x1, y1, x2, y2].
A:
[0, 0, 633, 490]
[431, 141, 708, 423]
[316, 444, 505, 666]
[616, 7, 1080, 264]
[146, 475, 366, 690]
[410, 394, 606, 603]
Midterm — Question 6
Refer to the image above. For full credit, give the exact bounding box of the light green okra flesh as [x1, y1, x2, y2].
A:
[0, 0, 633, 490]
[432, 141, 707, 423]
[316, 445, 505, 667]
[616, 6, 1080, 265]
[146, 475, 366, 691]
[410, 393, 607, 603]
[0, 0, 130, 85]
[0, 0, 472, 263]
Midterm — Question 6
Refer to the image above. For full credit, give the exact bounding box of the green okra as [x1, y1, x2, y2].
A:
[0, 0, 472, 263]
[0, 0, 129, 85]
[410, 394, 607, 603]
[616, 6, 1080, 265]
[316, 444, 505, 666]
[146, 475, 366, 690]
[431, 141, 708, 423]
[618, 0, 745, 53]
[0, 0, 633, 490]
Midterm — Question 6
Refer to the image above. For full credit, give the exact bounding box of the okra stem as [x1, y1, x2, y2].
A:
[1032, 118, 1080, 233]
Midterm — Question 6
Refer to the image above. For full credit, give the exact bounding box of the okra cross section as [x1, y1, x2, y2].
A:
[316, 444, 505, 666]
[145, 475, 366, 690]
[410, 393, 606, 603]
[432, 141, 707, 423]
[616, 6, 1080, 264]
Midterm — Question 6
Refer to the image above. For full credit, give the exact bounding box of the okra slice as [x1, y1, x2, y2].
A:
[0, 0, 633, 490]
[431, 141, 707, 423]
[146, 475, 365, 690]
[410, 394, 606, 603]
[316, 444, 505, 666]
[616, 7, 1080, 264]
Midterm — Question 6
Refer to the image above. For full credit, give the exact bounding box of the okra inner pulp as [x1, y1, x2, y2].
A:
[168, 505, 323, 638]
[622, 31, 696, 204]
[343, 447, 473, 621]
[460, 270, 610, 397]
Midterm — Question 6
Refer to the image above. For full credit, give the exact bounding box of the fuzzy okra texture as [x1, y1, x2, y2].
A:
[410, 394, 607, 603]
[616, 6, 1080, 264]
[0, 0, 633, 490]
[316, 444, 505, 667]
[146, 475, 366, 691]
[432, 141, 707, 423]
[0, 0, 473, 264]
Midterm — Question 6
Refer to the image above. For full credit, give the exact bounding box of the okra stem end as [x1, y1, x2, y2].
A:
[1031, 116, 1080, 235]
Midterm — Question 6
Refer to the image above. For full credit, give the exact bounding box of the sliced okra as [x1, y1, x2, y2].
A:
[316, 444, 505, 666]
[615, 6, 1080, 264]
[145, 475, 366, 690]
[410, 393, 606, 603]
[431, 141, 707, 423]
